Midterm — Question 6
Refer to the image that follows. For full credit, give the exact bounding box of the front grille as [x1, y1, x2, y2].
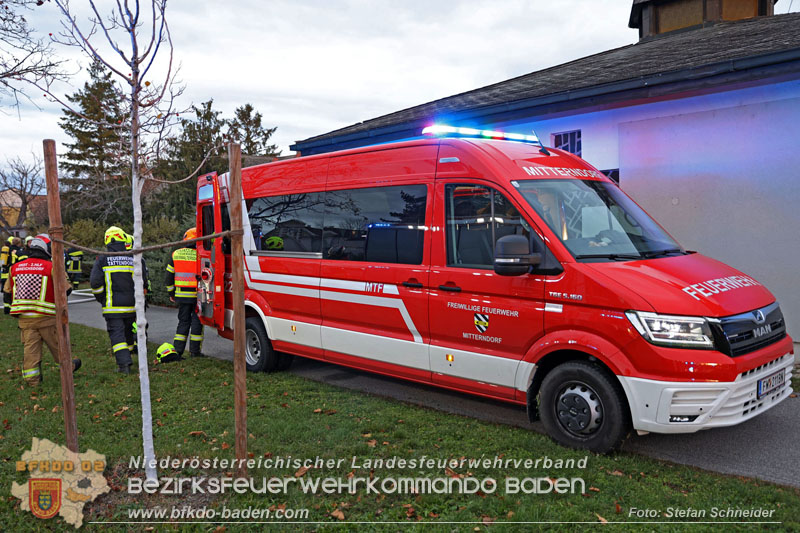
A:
[711, 302, 786, 357]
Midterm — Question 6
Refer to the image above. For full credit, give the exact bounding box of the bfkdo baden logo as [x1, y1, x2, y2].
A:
[12, 438, 110, 528]
[29, 478, 62, 519]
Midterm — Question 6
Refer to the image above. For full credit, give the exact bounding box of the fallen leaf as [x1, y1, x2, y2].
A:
[188, 431, 207, 437]
[331, 509, 345, 520]
[596, 513, 608, 524]
[295, 466, 310, 477]
[589, 486, 601, 492]
[221, 442, 230, 450]
[313, 408, 322, 413]
[366, 439, 377, 447]
[362, 433, 372, 438]
[482, 515, 494, 524]
[609, 470, 624, 477]
[615, 502, 622, 514]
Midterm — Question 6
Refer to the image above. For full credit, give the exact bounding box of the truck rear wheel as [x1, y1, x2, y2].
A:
[245, 317, 277, 372]
[538, 360, 630, 453]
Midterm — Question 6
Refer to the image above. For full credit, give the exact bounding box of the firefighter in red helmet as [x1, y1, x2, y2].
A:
[3, 234, 81, 385]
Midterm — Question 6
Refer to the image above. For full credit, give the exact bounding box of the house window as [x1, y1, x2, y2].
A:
[552, 130, 581, 157]
[601, 169, 620, 185]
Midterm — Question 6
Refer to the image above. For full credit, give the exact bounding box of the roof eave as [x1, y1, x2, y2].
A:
[291, 47, 800, 154]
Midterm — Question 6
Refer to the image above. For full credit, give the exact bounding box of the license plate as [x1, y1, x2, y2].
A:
[757, 369, 785, 399]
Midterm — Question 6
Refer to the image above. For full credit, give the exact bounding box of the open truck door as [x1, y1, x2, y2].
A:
[196, 172, 232, 333]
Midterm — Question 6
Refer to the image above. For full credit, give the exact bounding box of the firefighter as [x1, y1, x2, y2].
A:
[3, 234, 81, 385]
[165, 227, 204, 358]
[2, 236, 22, 314]
[90, 226, 147, 374]
[1, 236, 13, 313]
[12, 236, 34, 264]
[66, 246, 84, 290]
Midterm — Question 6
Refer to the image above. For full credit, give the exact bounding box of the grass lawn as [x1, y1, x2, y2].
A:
[1, 316, 798, 532]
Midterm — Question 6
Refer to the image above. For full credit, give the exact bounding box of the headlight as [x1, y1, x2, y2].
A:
[625, 311, 714, 349]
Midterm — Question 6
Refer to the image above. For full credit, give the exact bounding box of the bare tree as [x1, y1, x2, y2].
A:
[0, 0, 67, 108]
[0, 155, 43, 234]
[47, 0, 185, 483]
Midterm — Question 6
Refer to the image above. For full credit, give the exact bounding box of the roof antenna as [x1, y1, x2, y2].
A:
[531, 128, 550, 156]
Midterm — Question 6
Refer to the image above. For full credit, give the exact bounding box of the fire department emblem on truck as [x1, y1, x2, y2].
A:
[474, 313, 489, 333]
[29, 478, 61, 519]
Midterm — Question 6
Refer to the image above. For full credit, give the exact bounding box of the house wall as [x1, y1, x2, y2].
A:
[495, 79, 800, 341]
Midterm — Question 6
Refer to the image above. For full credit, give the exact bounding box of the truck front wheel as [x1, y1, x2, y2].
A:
[538, 361, 630, 453]
[245, 317, 278, 372]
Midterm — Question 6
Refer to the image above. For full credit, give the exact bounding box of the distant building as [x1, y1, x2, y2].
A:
[0, 189, 46, 237]
[292, 1, 800, 338]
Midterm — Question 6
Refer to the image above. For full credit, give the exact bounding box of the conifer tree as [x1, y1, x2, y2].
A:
[227, 103, 280, 157]
[58, 60, 130, 223]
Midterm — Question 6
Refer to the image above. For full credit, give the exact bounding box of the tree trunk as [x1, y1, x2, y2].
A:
[129, 71, 157, 484]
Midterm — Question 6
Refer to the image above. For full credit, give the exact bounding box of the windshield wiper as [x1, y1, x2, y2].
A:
[574, 253, 643, 261]
[641, 248, 685, 258]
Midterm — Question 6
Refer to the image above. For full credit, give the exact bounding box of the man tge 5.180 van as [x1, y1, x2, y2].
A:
[195, 126, 793, 452]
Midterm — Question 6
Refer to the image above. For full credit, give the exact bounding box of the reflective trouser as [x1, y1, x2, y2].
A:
[18, 315, 61, 384]
[68, 272, 82, 290]
[2, 274, 9, 314]
[105, 315, 135, 368]
[174, 303, 203, 355]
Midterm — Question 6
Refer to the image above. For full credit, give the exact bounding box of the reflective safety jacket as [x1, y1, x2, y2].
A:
[3, 250, 71, 316]
[90, 241, 148, 316]
[1, 244, 20, 282]
[13, 247, 30, 264]
[165, 245, 197, 303]
[66, 247, 83, 274]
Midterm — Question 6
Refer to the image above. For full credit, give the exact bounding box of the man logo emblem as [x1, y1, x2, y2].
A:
[752, 310, 766, 324]
[29, 478, 61, 520]
[474, 313, 489, 333]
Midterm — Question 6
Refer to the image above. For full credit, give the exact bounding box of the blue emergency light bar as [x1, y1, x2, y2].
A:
[422, 124, 541, 144]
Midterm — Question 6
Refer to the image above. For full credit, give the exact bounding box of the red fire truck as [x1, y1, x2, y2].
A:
[195, 125, 793, 452]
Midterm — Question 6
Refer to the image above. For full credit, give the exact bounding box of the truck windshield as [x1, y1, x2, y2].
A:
[515, 179, 683, 261]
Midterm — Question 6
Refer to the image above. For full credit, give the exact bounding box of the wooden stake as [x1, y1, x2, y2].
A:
[228, 143, 247, 478]
[43, 139, 79, 453]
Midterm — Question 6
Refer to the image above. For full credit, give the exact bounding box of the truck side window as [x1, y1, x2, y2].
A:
[445, 184, 534, 269]
[247, 192, 326, 253]
[201, 204, 214, 251]
[323, 184, 427, 264]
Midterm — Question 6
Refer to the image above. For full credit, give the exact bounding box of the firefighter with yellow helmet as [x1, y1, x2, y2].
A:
[1, 236, 22, 314]
[165, 227, 204, 358]
[90, 226, 148, 374]
[66, 245, 84, 290]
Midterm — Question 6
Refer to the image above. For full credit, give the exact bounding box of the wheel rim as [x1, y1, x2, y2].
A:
[245, 329, 261, 365]
[555, 381, 604, 437]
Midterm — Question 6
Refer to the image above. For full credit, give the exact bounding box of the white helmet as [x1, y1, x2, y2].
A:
[29, 234, 52, 256]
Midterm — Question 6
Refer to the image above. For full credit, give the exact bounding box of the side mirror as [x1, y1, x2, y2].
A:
[494, 235, 542, 276]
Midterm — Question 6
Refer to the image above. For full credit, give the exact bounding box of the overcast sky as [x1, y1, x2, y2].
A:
[2, 0, 799, 163]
